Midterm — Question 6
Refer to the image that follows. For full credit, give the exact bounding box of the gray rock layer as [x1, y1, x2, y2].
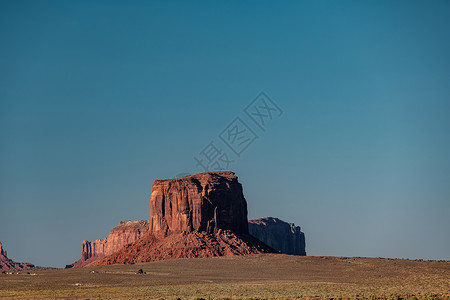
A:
[248, 217, 306, 255]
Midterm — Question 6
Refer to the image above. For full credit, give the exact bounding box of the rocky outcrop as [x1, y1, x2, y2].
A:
[95, 230, 273, 265]
[94, 172, 275, 266]
[149, 171, 248, 236]
[67, 220, 149, 268]
[0, 241, 34, 270]
[248, 217, 306, 255]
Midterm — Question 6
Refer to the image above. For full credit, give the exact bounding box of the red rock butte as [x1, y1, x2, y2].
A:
[150, 171, 249, 236]
[93, 171, 275, 265]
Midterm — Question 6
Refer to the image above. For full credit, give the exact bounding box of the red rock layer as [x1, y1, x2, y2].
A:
[0, 241, 34, 270]
[67, 220, 149, 268]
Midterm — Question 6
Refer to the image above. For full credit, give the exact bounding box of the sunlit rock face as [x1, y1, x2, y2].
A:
[149, 171, 249, 236]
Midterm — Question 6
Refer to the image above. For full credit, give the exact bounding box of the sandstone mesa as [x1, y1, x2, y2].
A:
[69, 171, 306, 267]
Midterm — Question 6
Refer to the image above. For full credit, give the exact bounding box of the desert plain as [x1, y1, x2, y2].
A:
[1, 254, 449, 299]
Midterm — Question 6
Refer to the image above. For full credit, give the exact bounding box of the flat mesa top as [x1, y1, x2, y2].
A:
[154, 171, 237, 183]
[116, 220, 149, 228]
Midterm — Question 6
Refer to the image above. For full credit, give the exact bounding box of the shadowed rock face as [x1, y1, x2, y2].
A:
[0, 241, 34, 270]
[150, 171, 248, 236]
[248, 217, 306, 256]
[67, 220, 149, 268]
[0, 242, 5, 258]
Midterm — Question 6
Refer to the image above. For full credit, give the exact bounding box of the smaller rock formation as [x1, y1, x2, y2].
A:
[248, 217, 306, 256]
[0, 241, 34, 270]
[67, 220, 149, 268]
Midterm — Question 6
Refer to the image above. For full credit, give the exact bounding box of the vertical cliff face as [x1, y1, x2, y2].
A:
[149, 171, 248, 236]
[248, 217, 306, 256]
[81, 239, 107, 261]
[0, 241, 35, 270]
[67, 220, 149, 268]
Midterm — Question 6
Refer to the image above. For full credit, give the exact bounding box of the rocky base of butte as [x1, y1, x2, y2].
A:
[94, 230, 273, 265]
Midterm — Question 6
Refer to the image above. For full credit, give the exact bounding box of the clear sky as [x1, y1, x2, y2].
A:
[1, 0, 449, 268]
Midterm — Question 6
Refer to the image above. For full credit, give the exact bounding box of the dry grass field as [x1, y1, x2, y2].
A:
[0, 254, 449, 299]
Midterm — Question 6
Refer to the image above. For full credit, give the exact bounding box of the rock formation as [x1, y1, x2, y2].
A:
[93, 172, 275, 265]
[69, 172, 309, 267]
[149, 171, 248, 236]
[67, 220, 149, 268]
[248, 217, 306, 255]
[0, 241, 34, 270]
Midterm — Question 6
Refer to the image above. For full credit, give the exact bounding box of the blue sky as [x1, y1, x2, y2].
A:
[1, 0, 449, 267]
